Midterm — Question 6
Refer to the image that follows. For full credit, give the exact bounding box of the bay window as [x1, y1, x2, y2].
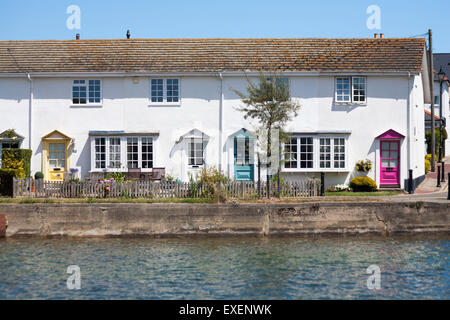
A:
[284, 136, 348, 171]
[91, 136, 155, 171]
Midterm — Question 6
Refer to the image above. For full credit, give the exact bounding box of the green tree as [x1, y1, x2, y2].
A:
[233, 71, 301, 198]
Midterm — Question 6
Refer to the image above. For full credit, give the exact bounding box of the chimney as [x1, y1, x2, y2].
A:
[126, 30, 131, 39]
[380, 33, 384, 39]
[374, 33, 379, 39]
[76, 33, 80, 40]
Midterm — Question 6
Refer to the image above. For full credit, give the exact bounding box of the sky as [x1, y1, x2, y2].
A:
[0, 0, 449, 52]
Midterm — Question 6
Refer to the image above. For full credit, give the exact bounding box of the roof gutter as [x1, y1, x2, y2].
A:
[0, 71, 422, 78]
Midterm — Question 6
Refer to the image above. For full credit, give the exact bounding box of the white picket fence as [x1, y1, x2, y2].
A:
[12, 178, 321, 199]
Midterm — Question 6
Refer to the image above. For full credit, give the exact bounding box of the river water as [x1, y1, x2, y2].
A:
[0, 236, 448, 300]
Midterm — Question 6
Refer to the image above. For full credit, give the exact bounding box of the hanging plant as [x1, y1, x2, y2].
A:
[355, 159, 372, 173]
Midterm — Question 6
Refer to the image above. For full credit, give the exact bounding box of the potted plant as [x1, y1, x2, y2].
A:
[355, 159, 372, 176]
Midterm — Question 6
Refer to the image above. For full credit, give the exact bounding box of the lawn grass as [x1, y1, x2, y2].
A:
[325, 191, 403, 197]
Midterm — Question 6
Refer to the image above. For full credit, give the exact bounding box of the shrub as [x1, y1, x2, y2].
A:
[196, 167, 230, 202]
[355, 159, 372, 173]
[1, 148, 32, 178]
[106, 172, 125, 183]
[0, 168, 21, 178]
[426, 129, 441, 155]
[34, 171, 44, 180]
[425, 159, 431, 174]
[349, 177, 377, 192]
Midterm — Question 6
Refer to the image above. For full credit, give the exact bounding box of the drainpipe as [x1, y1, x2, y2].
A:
[27, 73, 33, 150]
[218, 72, 223, 173]
[407, 71, 412, 187]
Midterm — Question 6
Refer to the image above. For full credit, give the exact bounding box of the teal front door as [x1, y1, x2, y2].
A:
[234, 137, 254, 181]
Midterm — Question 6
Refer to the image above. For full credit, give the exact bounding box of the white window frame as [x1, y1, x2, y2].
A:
[149, 78, 181, 106]
[94, 137, 107, 170]
[72, 79, 103, 106]
[351, 77, 366, 103]
[335, 77, 366, 104]
[108, 137, 121, 170]
[283, 136, 349, 172]
[187, 138, 205, 168]
[90, 136, 155, 172]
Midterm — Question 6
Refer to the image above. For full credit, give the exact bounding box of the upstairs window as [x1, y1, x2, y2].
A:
[151, 78, 180, 104]
[73, 80, 101, 105]
[336, 77, 366, 103]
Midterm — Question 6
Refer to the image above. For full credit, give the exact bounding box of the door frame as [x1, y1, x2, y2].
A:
[41, 130, 72, 181]
[379, 139, 401, 187]
[233, 136, 254, 181]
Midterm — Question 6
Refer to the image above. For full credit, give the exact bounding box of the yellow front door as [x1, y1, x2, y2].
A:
[47, 142, 66, 181]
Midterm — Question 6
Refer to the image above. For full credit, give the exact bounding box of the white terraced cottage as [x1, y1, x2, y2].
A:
[0, 37, 431, 190]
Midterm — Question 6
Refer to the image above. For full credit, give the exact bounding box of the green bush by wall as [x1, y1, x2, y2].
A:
[0, 168, 21, 178]
[350, 177, 378, 192]
[425, 159, 431, 174]
[1, 149, 32, 178]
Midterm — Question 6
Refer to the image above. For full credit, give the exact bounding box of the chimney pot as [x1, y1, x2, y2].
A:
[76, 34, 80, 40]
[380, 33, 384, 38]
[374, 33, 379, 39]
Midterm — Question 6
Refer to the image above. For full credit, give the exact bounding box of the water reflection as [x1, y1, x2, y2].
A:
[0, 236, 448, 300]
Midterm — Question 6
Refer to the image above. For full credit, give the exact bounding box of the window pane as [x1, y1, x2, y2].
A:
[352, 77, 366, 102]
[336, 78, 350, 102]
[127, 138, 139, 169]
[188, 139, 204, 166]
[299, 137, 313, 168]
[95, 138, 106, 169]
[166, 79, 179, 103]
[142, 137, 153, 169]
[320, 138, 331, 168]
[151, 79, 164, 103]
[333, 138, 345, 168]
[108, 138, 121, 169]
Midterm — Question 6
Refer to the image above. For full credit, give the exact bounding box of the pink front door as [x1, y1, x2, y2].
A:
[380, 141, 400, 186]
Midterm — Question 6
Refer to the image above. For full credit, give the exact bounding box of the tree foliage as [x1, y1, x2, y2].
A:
[233, 71, 301, 197]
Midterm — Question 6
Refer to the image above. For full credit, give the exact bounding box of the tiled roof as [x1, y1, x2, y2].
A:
[0, 38, 426, 74]
[434, 53, 450, 79]
[424, 109, 441, 120]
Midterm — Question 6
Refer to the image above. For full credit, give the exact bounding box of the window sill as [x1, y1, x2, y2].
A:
[334, 102, 367, 106]
[71, 104, 103, 108]
[282, 169, 350, 173]
[148, 103, 181, 107]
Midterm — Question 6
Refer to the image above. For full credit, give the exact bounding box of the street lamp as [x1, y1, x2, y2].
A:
[438, 67, 445, 162]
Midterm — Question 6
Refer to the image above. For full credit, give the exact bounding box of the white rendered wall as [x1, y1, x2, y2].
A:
[0, 74, 426, 189]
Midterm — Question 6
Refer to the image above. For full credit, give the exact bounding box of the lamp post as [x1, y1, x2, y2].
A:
[438, 68, 445, 162]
